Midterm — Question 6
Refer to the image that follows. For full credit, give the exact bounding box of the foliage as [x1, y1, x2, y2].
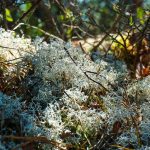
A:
[1, 0, 149, 40]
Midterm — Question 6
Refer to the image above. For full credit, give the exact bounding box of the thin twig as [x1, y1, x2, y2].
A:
[1, 135, 72, 150]
[92, 13, 122, 51]
[0, 57, 25, 64]
[64, 47, 110, 92]
[13, 23, 63, 41]
[0, 45, 34, 55]
[11, 0, 42, 30]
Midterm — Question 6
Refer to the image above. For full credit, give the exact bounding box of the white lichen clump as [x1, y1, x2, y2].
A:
[0, 28, 35, 61]
[0, 29, 150, 150]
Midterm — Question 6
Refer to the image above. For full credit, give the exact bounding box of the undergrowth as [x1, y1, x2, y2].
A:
[0, 28, 150, 150]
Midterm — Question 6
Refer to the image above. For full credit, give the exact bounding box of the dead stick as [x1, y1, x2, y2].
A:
[2, 135, 72, 150]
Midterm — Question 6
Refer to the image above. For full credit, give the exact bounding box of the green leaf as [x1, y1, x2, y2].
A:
[66, 28, 72, 35]
[5, 8, 13, 22]
[65, 9, 75, 21]
[58, 15, 65, 21]
[137, 7, 144, 24]
[20, 3, 32, 12]
[129, 15, 133, 26]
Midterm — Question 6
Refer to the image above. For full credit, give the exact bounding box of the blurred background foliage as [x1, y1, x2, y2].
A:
[0, 0, 149, 40]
